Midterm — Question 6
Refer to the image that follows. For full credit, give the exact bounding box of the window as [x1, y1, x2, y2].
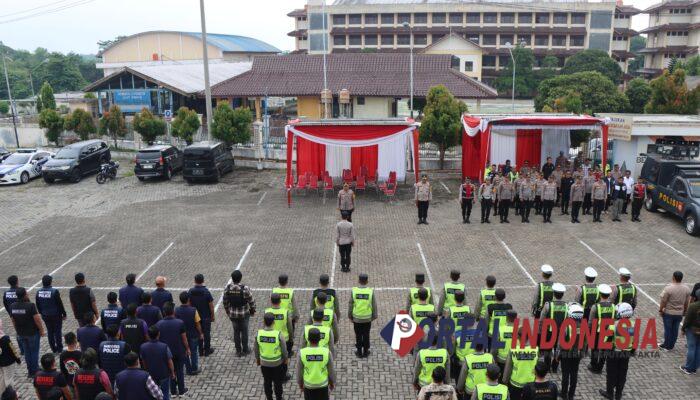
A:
[482, 34, 497, 45]
[381, 13, 394, 25]
[500, 13, 514, 24]
[613, 35, 626, 41]
[365, 14, 378, 25]
[449, 13, 463, 24]
[483, 55, 496, 67]
[365, 34, 377, 46]
[552, 35, 566, 46]
[451, 56, 460, 69]
[588, 32, 611, 51]
[309, 33, 327, 51]
[432, 33, 445, 42]
[518, 13, 532, 24]
[536, 13, 550, 24]
[414, 34, 427, 45]
[414, 13, 427, 24]
[348, 14, 361, 25]
[499, 56, 511, 67]
[309, 13, 327, 30]
[535, 35, 549, 46]
[467, 35, 480, 44]
[571, 13, 586, 24]
[349, 35, 361, 45]
[484, 13, 497, 23]
[381, 35, 394, 46]
[518, 34, 531, 46]
[356, 97, 365, 105]
[673, 179, 686, 195]
[432, 13, 446, 24]
[500, 34, 514, 46]
[553, 13, 567, 24]
[464, 61, 474, 71]
[590, 11, 612, 29]
[397, 34, 410, 45]
[333, 35, 346, 46]
[570, 35, 585, 46]
[398, 13, 411, 24]
[466, 13, 480, 23]
[332, 14, 346, 25]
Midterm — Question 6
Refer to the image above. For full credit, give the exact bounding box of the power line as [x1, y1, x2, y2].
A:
[0, 0, 75, 19]
[0, 0, 96, 24]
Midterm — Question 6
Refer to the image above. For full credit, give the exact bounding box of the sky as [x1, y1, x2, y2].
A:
[0, 0, 658, 56]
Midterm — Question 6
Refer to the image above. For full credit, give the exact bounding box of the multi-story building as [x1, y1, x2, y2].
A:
[612, 3, 641, 75]
[288, 0, 635, 87]
[639, 0, 700, 76]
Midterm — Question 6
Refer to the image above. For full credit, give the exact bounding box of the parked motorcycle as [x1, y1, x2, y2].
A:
[96, 161, 119, 184]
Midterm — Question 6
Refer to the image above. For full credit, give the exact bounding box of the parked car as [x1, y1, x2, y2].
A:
[134, 145, 183, 181]
[0, 150, 54, 185]
[182, 141, 234, 183]
[0, 146, 11, 162]
[42, 139, 111, 183]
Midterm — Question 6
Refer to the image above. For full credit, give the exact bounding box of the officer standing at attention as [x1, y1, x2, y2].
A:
[591, 174, 607, 222]
[337, 182, 355, 222]
[459, 177, 477, 223]
[611, 268, 637, 309]
[415, 174, 433, 224]
[457, 341, 493, 399]
[272, 274, 298, 349]
[407, 273, 434, 312]
[502, 340, 539, 400]
[414, 334, 450, 391]
[522, 362, 558, 400]
[519, 174, 535, 223]
[336, 213, 355, 273]
[304, 309, 336, 354]
[491, 310, 516, 373]
[486, 289, 513, 351]
[631, 177, 645, 222]
[588, 284, 615, 374]
[118, 274, 144, 309]
[139, 326, 174, 400]
[155, 304, 190, 396]
[478, 179, 494, 224]
[610, 177, 627, 222]
[76, 312, 106, 354]
[539, 283, 567, 372]
[535, 173, 546, 215]
[188, 274, 215, 357]
[558, 303, 584, 400]
[175, 292, 204, 375]
[255, 313, 288, 400]
[118, 304, 148, 356]
[438, 270, 466, 316]
[569, 177, 584, 223]
[69, 273, 99, 328]
[475, 276, 497, 321]
[222, 270, 256, 357]
[599, 303, 635, 400]
[447, 291, 472, 380]
[311, 274, 339, 322]
[266, 293, 293, 381]
[471, 364, 508, 400]
[100, 292, 124, 332]
[411, 288, 437, 328]
[576, 268, 599, 320]
[297, 328, 335, 400]
[36, 275, 67, 353]
[582, 173, 594, 215]
[541, 176, 557, 223]
[9, 287, 45, 377]
[348, 274, 376, 358]
[498, 177, 514, 223]
[151, 277, 173, 311]
[114, 352, 164, 400]
[532, 265, 554, 318]
[311, 293, 339, 344]
[3, 276, 25, 355]
[560, 171, 573, 215]
[136, 293, 163, 328]
[98, 324, 130, 386]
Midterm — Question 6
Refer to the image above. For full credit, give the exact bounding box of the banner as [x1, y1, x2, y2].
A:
[607, 115, 633, 141]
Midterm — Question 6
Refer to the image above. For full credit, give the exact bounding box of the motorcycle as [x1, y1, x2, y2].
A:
[96, 161, 119, 184]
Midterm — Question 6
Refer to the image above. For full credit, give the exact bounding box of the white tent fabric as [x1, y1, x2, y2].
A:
[541, 129, 572, 162]
[287, 126, 415, 147]
[378, 133, 407, 181]
[489, 130, 516, 166]
[325, 145, 351, 178]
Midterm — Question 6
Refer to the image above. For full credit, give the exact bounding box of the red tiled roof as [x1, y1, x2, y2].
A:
[288, 29, 307, 37]
[612, 50, 637, 59]
[210, 53, 497, 99]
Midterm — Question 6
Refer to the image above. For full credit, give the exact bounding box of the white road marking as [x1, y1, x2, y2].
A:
[496, 234, 537, 286]
[214, 243, 253, 312]
[257, 191, 267, 206]
[136, 242, 175, 281]
[330, 245, 337, 288]
[579, 240, 660, 307]
[657, 238, 700, 267]
[416, 242, 438, 303]
[440, 181, 451, 194]
[27, 236, 105, 292]
[0, 236, 33, 257]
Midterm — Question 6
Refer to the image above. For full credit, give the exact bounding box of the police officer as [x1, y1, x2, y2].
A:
[136, 292, 163, 328]
[503, 341, 539, 400]
[472, 364, 508, 400]
[336, 213, 355, 273]
[448, 290, 472, 380]
[188, 274, 215, 356]
[69, 273, 98, 328]
[337, 182, 355, 222]
[475, 276, 497, 321]
[74, 348, 114, 399]
[310, 293, 339, 345]
[532, 265, 554, 318]
[497, 177, 514, 223]
[311, 274, 339, 322]
[522, 361, 558, 400]
[577, 267, 599, 320]
[139, 326, 174, 400]
[559, 303, 584, 400]
[267, 293, 293, 381]
[118, 274, 144, 309]
[415, 174, 433, 224]
[513, 173, 522, 216]
[560, 171, 574, 215]
[542, 176, 557, 223]
[256, 312, 288, 400]
[457, 341, 493, 399]
[599, 303, 635, 400]
[304, 309, 335, 354]
[348, 273, 376, 358]
[534, 173, 546, 215]
[410, 288, 436, 328]
[631, 177, 645, 222]
[582, 173, 594, 215]
[612, 268, 637, 309]
[414, 334, 450, 390]
[297, 328, 335, 400]
[486, 289, 513, 351]
[9, 287, 45, 376]
[118, 304, 147, 356]
[77, 312, 106, 354]
[36, 275, 67, 353]
[175, 291, 204, 375]
[539, 283, 567, 372]
[33, 353, 70, 400]
[114, 352, 164, 400]
[439, 270, 466, 316]
[592, 174, 608, 222]
[407, 273, 434, 312]
[155, 303, 190, 396]
[491, 310, 516, 373]
[3, 276, 24, 355]
[519, 175, 535, 223]
[569, 177, 584, 223]
[151, 276, 173, 311]
[459, 177, 477, 223]
[588, 284, 615, 374]
[478, 178, 494, 224]
[272, 274, 297, 349]
[100, 292, 124, 332]
[98, 324, 130, 386]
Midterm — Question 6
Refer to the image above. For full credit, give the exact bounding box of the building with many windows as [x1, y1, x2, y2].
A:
[639, 0, 700, 76]
[288, 0, 637, 86]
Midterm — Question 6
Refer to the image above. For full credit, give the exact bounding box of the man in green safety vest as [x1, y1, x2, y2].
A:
[348, 273, 377, 358]
[491, 310, 516, 373]
[311, 274, 339, 321]
[411, 288, 436, 328]
[457, 341, 494, 399]
[503, 342, 539, 400]
[304, 309, 335, 354]
[446, 290, 471, 381]
[576, 267, 599, 320]
[599, 303, 635, 400]
[308, 292, 339, 344]
[296, 328, 335, 400]
[407, 273, 433, 312]
[272, 274, 298, 355]
[254, 312, 289, 400]
[540, 283, 568, 373]
[588, 284, 615, 374]
[475, 275, 497, 320]
[532, 264, 554, 318]
[486, 289, 513, 350]
[612, 268, 637, 310]
[473, 364, 509, 400]
[413, 335, 450, 390]
[438, 270, 466, 316]
[265, 293, 294, 381]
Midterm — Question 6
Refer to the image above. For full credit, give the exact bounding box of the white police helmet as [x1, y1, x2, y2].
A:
[618, 267, 631, 277]
[584, 267, 598, 279]
[568, 303, 584, 320]
[598, 284, 612, 296]
[541, 264, 554, 274]
[616, 302, 634, 319]
[552, 283, 566, 293]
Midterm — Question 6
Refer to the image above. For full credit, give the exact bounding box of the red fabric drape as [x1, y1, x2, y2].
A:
[350, 145, 378, 180]
[295, 136, 326, 179]
[516, 129, 542, 168]
[602, 125, 609, 172]
[290, 124, 410, 140]
[462, 132, 481, 181]
[413, 129, 420, 182]
[478, 127, 491, 182]
[286, 131, 294, 189]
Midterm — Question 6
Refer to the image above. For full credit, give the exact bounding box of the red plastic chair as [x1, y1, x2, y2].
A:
[295, 175, 307, 195]
[377, 171, 397, 197]
[308, 174, 319, 193]
[383, 181, 397, 202]
[323, 175, 334, 195]
[355, 175, 366, 192]
[342, 169, 353, 186]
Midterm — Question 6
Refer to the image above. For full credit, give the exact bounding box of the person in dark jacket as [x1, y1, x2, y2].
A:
[542, 157, 555, 180]
[69, 273, 98, 328]
[3, 276, 25, 356]
[136, 293, 162, 328]
[59, 332, 81, 390]
[188, 274, 214, 356]
[77, 313, 106, 354]
[155, 303, 189, 396]
[114, 352, 163, 400]
[36, 275, 67, 353]
[151, 277, 173, 311]
[139, 328, 173, 400]
[560, 171, 574, 215]
[33, 353, 71, 400]
[98, 325, 130, 385]
[73, 348, 112, 400]
[0, 319, 21, 394]
[610, 176, 627, 222]
[175, 292, 203, 376]
[118, 304, 147, 355]
[100, 292, 124, 332]
[9, 287, 44, 376]
[118, 274, 144, 309]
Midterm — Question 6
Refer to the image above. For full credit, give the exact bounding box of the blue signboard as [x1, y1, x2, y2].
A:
[113, 90, 151, 113]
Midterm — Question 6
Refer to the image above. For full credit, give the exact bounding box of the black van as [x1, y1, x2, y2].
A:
[182, 142, 234, 183]
[134, 145, 184, 181]
[42, 139, 111, 183]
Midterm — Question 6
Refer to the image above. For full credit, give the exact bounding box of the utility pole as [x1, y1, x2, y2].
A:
[402, 22, 414, 118]
[199, 0, 213, 140]
[322, 0, 329, 119]
[2, 55, 19, 147]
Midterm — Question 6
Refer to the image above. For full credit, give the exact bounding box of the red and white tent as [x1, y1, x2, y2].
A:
[461, 114, 610, 181]
[285, 119, 421, 188]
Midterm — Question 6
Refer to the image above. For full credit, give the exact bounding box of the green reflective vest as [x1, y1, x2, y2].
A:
[549, 300, 568, 331]
[455, 329, 476, 361]
[476, 383, 509, 400]
[581, 284, 600, 309]
[310, 307, 334, 329]
[509, 346, 539, 388]
[538, 282, 554, 308]
[411, 303, 435, 326]
[449, 304, 472, 332]
[488, 305, 510, 336]
[464, 352, 494, 393]
[443, 282, 466, 311]
[479, 289, 496, 318]
[300, 346, 330, 389]
[265, 307, 289, 340]
[314, 292, 335, 311]
[409, 287, 432, 306]
[304, 324, 331, 349]
[256, 329, 282, 362]
[616, 283, 636, 305]
[272, 287, 294, 313]
[351, 287, 374, 320]
[496, 325, 514, 363]
[596, 302, 615, 332]
[605, 321, 635, 351]
[418, 348, 448, 387]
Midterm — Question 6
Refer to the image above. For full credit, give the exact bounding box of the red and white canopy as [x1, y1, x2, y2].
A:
[285, 120, 420, 188]
[461, 114, 610, 181]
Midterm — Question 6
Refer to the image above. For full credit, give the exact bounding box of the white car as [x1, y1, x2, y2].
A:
[0, 150, 54, 185]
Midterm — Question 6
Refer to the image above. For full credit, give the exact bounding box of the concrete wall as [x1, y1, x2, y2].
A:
[353, 97, 392, 118]
[0, 124, 48, 148]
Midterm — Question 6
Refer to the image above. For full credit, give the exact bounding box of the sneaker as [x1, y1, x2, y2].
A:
[204, 348, 215, 356]
[179, 388, 189, 396]
[679, 366, 692, 375]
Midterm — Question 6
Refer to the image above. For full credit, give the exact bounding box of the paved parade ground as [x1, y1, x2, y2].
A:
[0, 168, 698, 399]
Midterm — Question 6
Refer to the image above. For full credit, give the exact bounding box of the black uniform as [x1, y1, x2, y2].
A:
[560, 177, 574, 214]
[522, 380, 558, 400]
[36, 286, 67, 353]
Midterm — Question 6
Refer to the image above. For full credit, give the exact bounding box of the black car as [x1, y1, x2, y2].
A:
[42, 139, 111, 183]
[182, 141, 234, 183]
[134, 145, 184, 181]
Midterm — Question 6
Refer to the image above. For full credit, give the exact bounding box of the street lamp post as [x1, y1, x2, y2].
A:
[505, 42, 516, 113]
[199, 0, 213, 140]
[402, 21, 414, 118]
[2, 55, 19, 147]
[28, 59, 49, 99]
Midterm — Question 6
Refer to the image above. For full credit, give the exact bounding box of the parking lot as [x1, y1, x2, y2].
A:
[0, 167, 698, 399]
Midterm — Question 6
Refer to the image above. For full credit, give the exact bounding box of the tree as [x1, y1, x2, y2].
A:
[676, 55, 700, 76]
[628, 36, 646, 73]
[171, 107, 200, 145]
[668, 57, 680, 73]
[211, 102, 253, 145]
[535, 71, 630, 114]
[419, 85, 468, 169]
[133, 108, 166, 145]
[63, 108, 96, 140]
[0, 101, 8, 115]
[98, 105, 127, 148]
[36, 82, 56, 112]
[534, 55, 560, 83]
[625, 78, 652, 113]
[494, 46, 537, 98]
[561, 49, 623, 84]
[645, 69, 700, 114]
[38, 109, 64, 145]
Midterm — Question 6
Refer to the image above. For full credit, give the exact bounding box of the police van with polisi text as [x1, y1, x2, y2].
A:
[641, 145, 700, 236]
